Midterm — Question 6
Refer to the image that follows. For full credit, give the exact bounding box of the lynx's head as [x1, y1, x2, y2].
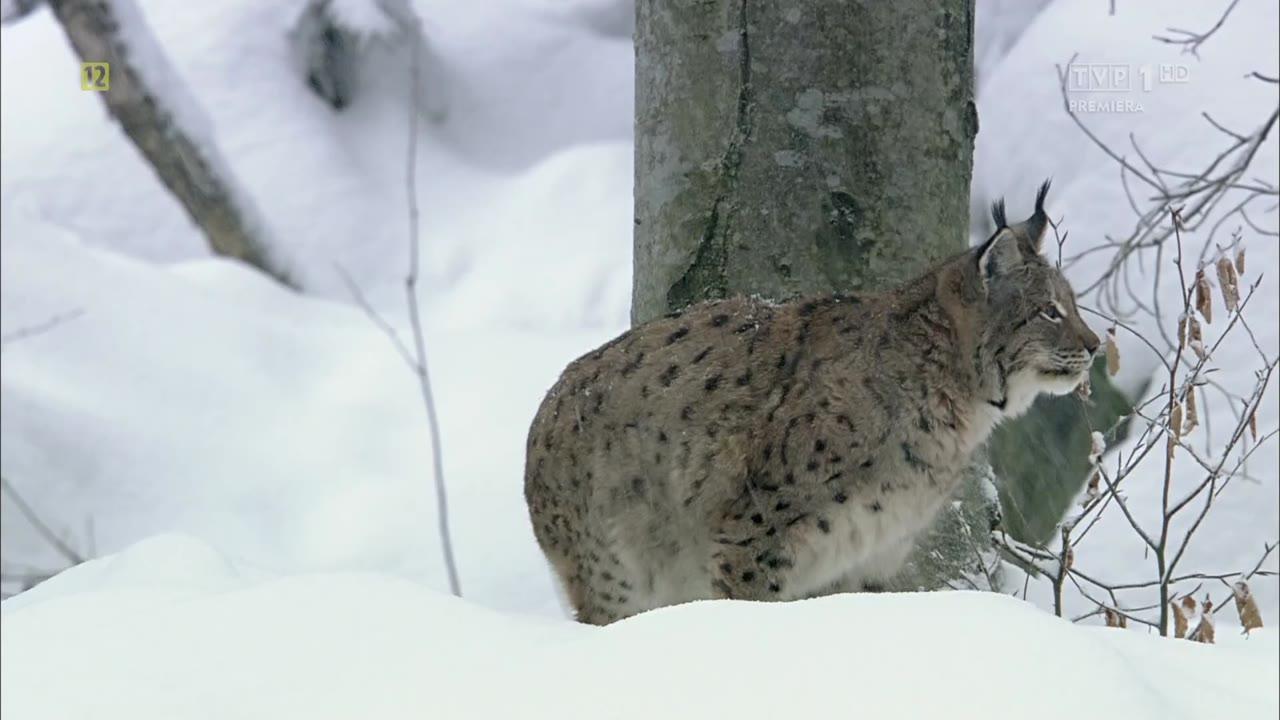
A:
[969, 182, 1100, 416]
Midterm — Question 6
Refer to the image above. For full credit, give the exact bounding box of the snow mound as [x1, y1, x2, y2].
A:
[0, 208, 613, 616]
[2, 535, 1275, 720]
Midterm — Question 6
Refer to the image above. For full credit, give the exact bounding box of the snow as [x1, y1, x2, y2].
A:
[1, 0, 1277, 712]
[0, 211, 613, 615]
[3, 535, 1277, 720]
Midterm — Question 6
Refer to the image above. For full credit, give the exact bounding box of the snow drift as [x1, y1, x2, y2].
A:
[2, 535, 1276, 720]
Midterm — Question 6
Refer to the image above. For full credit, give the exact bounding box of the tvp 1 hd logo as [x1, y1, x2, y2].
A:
[1065, 62, 1191, 114]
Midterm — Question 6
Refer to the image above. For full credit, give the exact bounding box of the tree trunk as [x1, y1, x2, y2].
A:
[47, 0, 293, 287]
[634, 0, 977, 325]
[635, 0, 989, 590]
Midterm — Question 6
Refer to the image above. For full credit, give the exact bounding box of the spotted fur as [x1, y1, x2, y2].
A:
[524, 183, 1099, 624]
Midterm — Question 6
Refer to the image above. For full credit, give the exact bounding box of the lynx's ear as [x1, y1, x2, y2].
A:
[977, 180, 1053, 289]
[976, 226, 1024, 288]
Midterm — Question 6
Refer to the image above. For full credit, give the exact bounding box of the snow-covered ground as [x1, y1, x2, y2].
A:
[3, 534, 1276, 720]
[1, 0, 1277, 715]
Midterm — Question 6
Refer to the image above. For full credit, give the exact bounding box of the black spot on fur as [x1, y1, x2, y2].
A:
[735, 322, 755, 334]
[621, 352, 645, 377]
[711, 314, 729, 327]
[775, 501, 791, 511]
[704, 374, 723, 392]
[768, 582, 781, 593]
[660, 364, 680, 386]
[693, 346, 712, 364]
[665, 327, 689, 344]
[869, 500, 883, 513]
[806, 459, 819, 471]
[741, 571, 756, 582]
[814, 439, 827, 452]
[901, 442, 930, 471]
[681, 405, 693, 421]
[750, 513, 764, 525]
[736, 371, 752, 386]
[833, 492, 848, 504]
[817, 518, 831, 534]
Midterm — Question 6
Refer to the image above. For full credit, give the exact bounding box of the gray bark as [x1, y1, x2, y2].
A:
[634, 0, 977, 325]
[635, 1, 988, 589]
[47, 0, 293, 287]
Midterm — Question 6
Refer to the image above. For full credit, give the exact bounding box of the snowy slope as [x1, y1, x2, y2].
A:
[2, 535, 1275, 720]
[0, 0, 634, 319]
[0, 210, 612, 617]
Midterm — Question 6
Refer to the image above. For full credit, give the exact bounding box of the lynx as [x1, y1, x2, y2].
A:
[524, 183, 1099, 624]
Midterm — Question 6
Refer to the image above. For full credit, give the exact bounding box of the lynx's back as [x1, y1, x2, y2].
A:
[525, 183, 1099, 624]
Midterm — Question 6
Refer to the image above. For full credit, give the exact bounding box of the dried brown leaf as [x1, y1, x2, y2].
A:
[1216, 256, 1239, 313]
[1171, 600, 1189, 639]
[1177, 315, 1187, 349]
[1180, 595, 1198, 613]
[1082, 470, 1101, 506]
[1195, 270, 1213, 324]
[1235, 247, 1246, 275]
[1104, 608, 1128, 628]
[1192, 614, 1216, 644]
[1171, 402, 1184, 439]
[1249, 408, 1258, 441]
[1183, 388, 1199, 434]
[1189, 597, 1216, 643]
[1233, 581, 1263, 634]
[1190, 340, 1208, 361]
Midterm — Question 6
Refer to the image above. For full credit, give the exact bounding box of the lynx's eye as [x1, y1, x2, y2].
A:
[1040, 303, 1064, 323]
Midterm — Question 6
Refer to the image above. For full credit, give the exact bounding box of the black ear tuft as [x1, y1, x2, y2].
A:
[1034, 179, 1052, 217]
[991, 198, 1008, 229]
[1022, 179, 1052, 252]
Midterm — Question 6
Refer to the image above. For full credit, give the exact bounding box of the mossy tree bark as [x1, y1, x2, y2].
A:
[634, 0, 992, 590]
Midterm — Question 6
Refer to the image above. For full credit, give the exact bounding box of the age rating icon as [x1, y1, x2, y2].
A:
[81, 62, 110, 91]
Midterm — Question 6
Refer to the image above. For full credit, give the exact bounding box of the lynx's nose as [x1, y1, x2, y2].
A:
[1081, 326, 1101, 356]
